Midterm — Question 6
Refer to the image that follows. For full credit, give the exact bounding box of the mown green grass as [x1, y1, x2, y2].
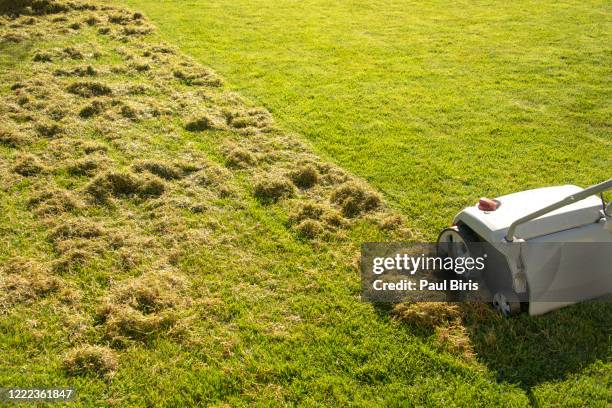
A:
[0, 1, 610, 406]
[116, 0, 611, 237]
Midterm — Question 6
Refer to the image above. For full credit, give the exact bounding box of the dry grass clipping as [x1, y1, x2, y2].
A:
[63, 345, 118, 378]
[393, 302, 461, 329]
[253, 175, 295, 203]
[288, 201, 346, 229]
[27, 188, 82, 216]
[223, 107, 271, 130]
[184, 112, 223, 131]
[66, 155, 109, 176]
[48, 217, 106, 243]
[35, 120, 63, 138]
[132, 160, 183, 180]
[173, 67, 221, 87]
[13, 154, 46, 176]
[0, 125, 29, 147]
[289, 163, 319, 189]
[434, 325, 475, 359]
[225, 147, 256, 169]
[330, 181, 382, 218]
[0, 258, 62, 308]
[79, 99, 106, 118]
[66, 81, 112, 98]
[82, 141, 108, 154]
[86, 171, 165, 203]
[97, 270, 191, 344]
[393, 302, 474, 359]
[97, 304, 181, 344]
[294, 219, 324, 239]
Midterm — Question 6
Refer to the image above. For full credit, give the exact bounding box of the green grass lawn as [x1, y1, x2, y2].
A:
[116, 0, 611, 238]
[0, 1, 610, 406]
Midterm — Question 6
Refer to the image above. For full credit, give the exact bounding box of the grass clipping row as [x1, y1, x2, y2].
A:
[0, 0, 420, 383]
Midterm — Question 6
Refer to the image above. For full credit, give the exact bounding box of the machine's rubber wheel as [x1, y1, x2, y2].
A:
[436, 226, 481, 277]
[492, 291, 521, 317]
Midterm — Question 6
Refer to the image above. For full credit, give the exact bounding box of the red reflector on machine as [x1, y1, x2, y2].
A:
[478, 197, 499, 211]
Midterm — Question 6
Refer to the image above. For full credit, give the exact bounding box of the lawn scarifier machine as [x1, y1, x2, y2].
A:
[437, 178, 612, 316]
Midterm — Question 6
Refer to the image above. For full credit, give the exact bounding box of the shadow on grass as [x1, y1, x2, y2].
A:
[379, 300, 611, 389]
[461, 301, 611, 388]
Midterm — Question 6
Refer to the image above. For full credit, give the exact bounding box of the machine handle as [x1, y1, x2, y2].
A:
[505, 178, 612, 242]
